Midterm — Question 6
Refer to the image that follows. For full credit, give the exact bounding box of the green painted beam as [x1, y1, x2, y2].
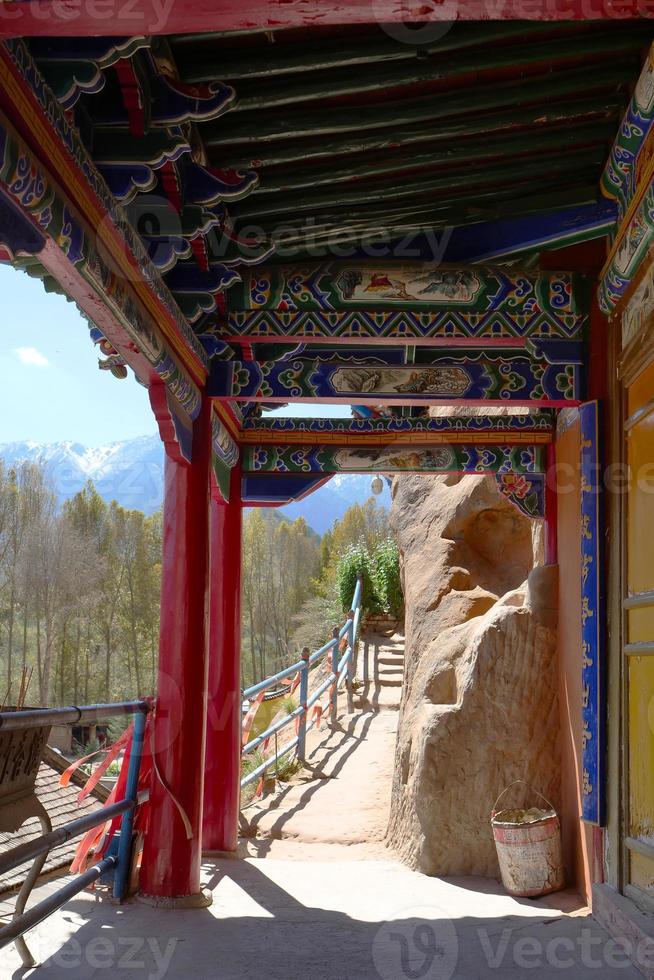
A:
[175, 22, 602, 81]
[230, 148, 605, 221]
[230, 30, 651, 112]
[242, 443, 547, 475]
[250, 120, 617, 196]
[203, 62, 634, 148]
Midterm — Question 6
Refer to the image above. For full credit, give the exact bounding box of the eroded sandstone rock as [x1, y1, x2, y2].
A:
[387, 473, 560, 877]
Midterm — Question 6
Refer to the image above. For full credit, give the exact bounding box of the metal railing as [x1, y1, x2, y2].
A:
[241, 577, 362, 790]
[0, 699, 150, 967]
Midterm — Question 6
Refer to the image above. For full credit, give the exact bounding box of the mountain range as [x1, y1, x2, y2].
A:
[0, 435, 390, 534]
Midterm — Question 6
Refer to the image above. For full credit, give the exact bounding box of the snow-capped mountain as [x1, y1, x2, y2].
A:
[281, 472, 391, 533]
[0, 435, 166, 515]
[0, 436, 390, 532]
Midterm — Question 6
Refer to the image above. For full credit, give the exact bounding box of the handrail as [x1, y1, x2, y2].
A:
[0, 699, 149, 731]
[243, 661, 305, 700]
[243, 621, 352, 700]
[0, 856, 118, 949]
[0, 699, 151, 967]
[0, 793, 146, 877]
[240, 576, 362, 791]
[243, 704, 304, 755]
[308, 635, 339, 667]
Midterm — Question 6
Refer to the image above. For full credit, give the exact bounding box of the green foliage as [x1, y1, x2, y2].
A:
[337, 542, 382, 616]
[293, 496, 400, 651]
[241, 749, 266, 779]
[74, 736, 101, 758]
[281, 694, 296, 716]
[0, 457, 161, 708]
[372, 538, 403, 618]
[337, 537, 403, 618]
[241, 509, 322, 690]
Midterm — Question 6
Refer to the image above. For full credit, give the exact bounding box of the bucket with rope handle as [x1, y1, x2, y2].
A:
[491, 779, 564, 898]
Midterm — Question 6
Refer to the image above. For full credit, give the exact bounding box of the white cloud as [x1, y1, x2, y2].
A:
[15, 346, 49, 368]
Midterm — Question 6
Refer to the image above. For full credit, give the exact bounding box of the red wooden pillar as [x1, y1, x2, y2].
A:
[140, 394, 212, 905]
[203, 463, 243, 852]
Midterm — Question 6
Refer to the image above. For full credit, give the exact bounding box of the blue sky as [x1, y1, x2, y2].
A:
[0, 265, 348, 447]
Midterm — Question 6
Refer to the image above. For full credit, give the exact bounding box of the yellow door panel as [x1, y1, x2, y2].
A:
[627, 375, 654, 900]
[628, 658, 654, 839]
[630, 851, 654, 901]
[628, 412, 654, 595]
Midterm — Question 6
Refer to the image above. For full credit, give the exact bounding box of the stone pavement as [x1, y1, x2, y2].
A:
[0, 636, 643, 979]
[0, 854, 643, 979]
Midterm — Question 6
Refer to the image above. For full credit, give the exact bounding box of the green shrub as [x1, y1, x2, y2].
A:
[337, 541, 382, 615]
[281, 694, 297, 716]
[241, 749, 266, 779]
[336, 537, 403, 618]
[373, 538, 403, 618]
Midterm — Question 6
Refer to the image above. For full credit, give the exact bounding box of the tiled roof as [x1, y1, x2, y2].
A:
[0, 756, 106, 894]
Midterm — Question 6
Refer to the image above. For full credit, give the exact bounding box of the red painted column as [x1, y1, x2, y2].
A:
[140, 396, 212, 904]
[203, 463, 243, 852]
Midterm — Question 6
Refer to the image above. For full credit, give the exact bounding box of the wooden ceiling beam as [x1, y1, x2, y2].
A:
[175, 22, 602, 81]
[209, 354, 582, 406]
[5, 1, 651, 42]
[241, 442, 547, 475]
[227, 30, 650, 112]
[202, 62, 635, 151]
[210, 100, 624, 172]
[250, 120, 618, 196]
[230, 148, 604, 221]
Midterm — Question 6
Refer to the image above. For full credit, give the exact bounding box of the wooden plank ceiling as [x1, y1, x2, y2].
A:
[166, 20, 651, 257]
[31, 18, 653, 274]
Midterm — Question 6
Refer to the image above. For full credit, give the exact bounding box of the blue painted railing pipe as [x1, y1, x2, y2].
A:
[239, 580, 363, 784]
[243, 658, 305, 700]
[0, 700, 149, 732]
[0, 698, 151, 959]
[351, 576, 362, 614]
[350, 603, 362, 690]
[308, 635, 339, 666]
[113, 706, 148, 902]
[306, 669, 337, 709]
[241, 733, 300, 788]
[0, 856, 118, 951]
[243, 703, 304, 756]
[346, 622, 355, 713]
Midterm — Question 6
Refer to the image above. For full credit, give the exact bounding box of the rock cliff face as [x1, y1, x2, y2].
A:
[387, 473, 560, 877]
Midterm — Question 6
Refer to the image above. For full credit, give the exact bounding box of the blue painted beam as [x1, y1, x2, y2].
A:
[342, 201, 617, 264]
[242, 473, 332, 505]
